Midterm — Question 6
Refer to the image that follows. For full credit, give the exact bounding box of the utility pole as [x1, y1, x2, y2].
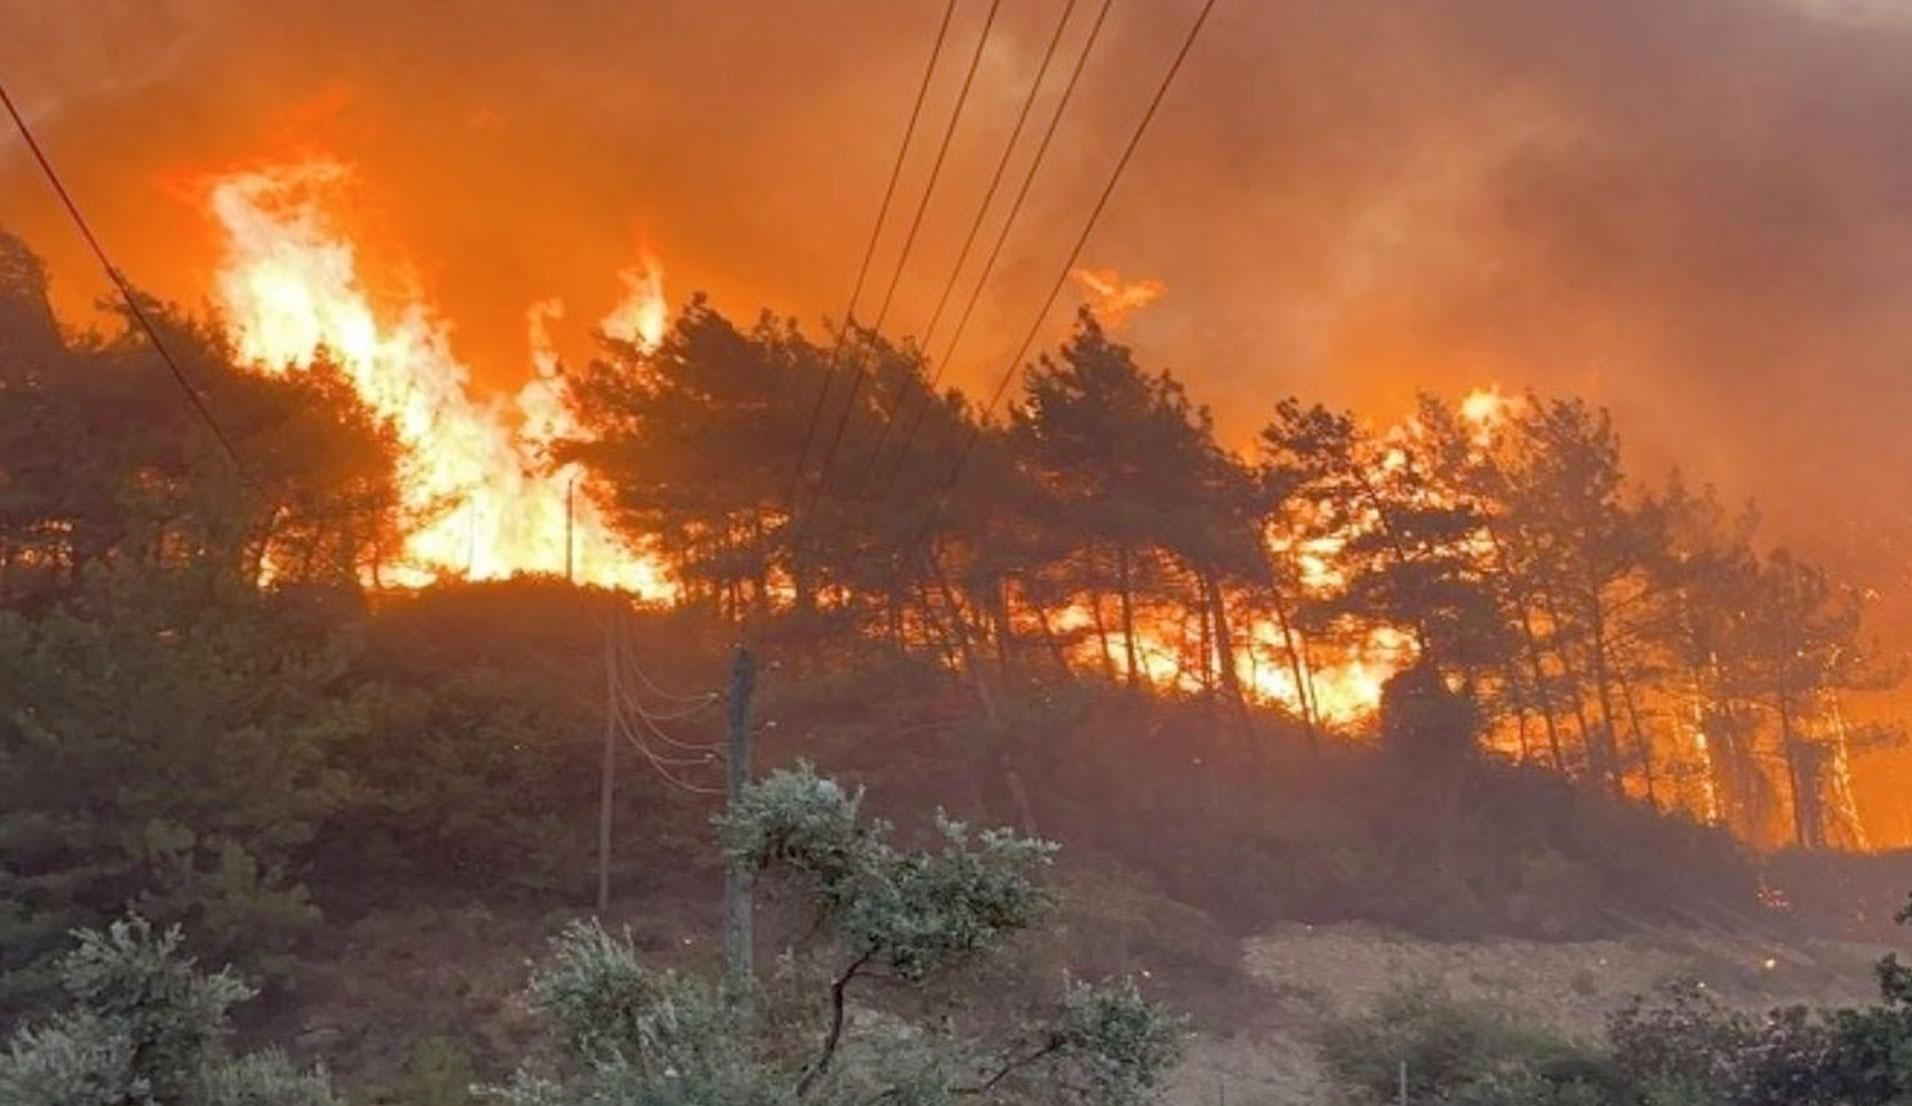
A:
[565, 473, 577, 583]
[722, 644, 757, 996]
[596, 610, 617, 913]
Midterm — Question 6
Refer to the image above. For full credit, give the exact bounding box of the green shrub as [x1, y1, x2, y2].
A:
[1320, 984, 1627, 1106]
[494, 765, 1186, 1106]
[400, 1035, 478, 1106]
[0, 916, 338, 1106]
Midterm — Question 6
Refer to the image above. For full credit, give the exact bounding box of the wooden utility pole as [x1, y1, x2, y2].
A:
[565, 473, 577, 583]
[596, 611, 617, 913]
[722, 644, 757, 995]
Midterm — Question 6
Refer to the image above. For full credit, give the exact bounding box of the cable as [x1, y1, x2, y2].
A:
[0, 74, 254, 483]
[610, 610, 725, 749]
[913, 0, 1222, 546]
[920, 0, 1083, 350]
[634, 694, 722, 723]
[796, 0, 1005, 531]
[866, 0, 1005, 337]
[619, 723, 716, 768]
[617, 676, 723, 752]
[616, 618, 722, 706]
[862, 0, 1083, 471]
[618, 717, 725, 795]
[605, 612, 725, 796]
[783, 0, 961, 520]
[872, 0, 1116, 500]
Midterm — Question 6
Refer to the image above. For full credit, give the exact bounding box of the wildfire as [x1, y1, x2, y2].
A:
[1071, 266, 1166, 327]
[207, 160, 668, 595]
[1248, 625, 1415, 726]
[196, 160, 1405, 722]
[1051, 611, 1407, 726]
[1460, 384, 1525, 433]
[601, 258, 669, 350]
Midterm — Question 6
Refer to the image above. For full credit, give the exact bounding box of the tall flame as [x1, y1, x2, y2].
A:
[208, 160, 667, 595]
[601, 258, 669, 350]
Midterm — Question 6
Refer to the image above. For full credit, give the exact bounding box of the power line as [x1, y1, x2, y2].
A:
[912, 0, 1222, 546]
[616, 619, 723, 708]
[796, 0, 1005, 532]
[862, 0, 1084, 471]
[605, 609, 725, 795]
[865, 0, 1006, 338]
[870, 0, 1116, 500]
[920, 0, 1085, 351]
[611, 610, 725, 748]
[783, 0, 961, 520]
[0, 73, 254, 482]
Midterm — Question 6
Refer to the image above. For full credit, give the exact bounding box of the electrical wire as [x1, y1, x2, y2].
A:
[784, 0, 961, 519]
[611, 610, 725, 750]
[911, 0, 1222, 549]
[605, 617, 725, 795]
[920, 0, 1081, 349]
[860, 0, 1084, 473]
[795, 0, 1005, 535]
[870, 0, 1117, 501]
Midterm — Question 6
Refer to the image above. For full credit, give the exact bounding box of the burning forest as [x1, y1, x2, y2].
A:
[6, 2, 1912, 1104]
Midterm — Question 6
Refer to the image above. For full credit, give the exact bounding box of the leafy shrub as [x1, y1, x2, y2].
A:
[1320, 984, 1627, 1106]
[495, 765, 1186, 1106]
[0, 915, 338, 1106]
[400, 1035, 478, 1106]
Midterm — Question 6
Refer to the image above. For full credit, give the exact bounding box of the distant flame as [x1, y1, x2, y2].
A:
[1071, 266, 1166, 327]
[1460, 385, 1524, 427]
[208, 159, 668, 594]
[602, 257, 669, 350]
[1051, 607, 1405, 725]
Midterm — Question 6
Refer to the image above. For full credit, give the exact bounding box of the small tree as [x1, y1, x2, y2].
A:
[0, 915, 338, 1106]
[495, 763, 1184, 1106]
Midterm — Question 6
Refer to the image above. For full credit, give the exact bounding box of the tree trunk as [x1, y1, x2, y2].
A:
[1617, 667, 1659, 811]
[1585, 592, 1627, 798]
[1088, 589, 1118, 681]
[1205, 570, 1245, 707]
[1537, 584, 1600, 780]
[1776, 682, 1813, 849]
[1116, 542, 1140, 688]
[1023, 583, 1074, 678]
[1265, 586, 1319, 755]
[990, 576, 1015, 678]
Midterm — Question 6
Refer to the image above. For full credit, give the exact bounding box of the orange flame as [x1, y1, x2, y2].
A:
[602, 257, 669, 350]
[208, 159, 668, 595]
[1071, 266, 1166, 327]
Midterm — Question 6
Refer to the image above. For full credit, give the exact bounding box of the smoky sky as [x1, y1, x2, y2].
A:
[5, 0, 1912, 589]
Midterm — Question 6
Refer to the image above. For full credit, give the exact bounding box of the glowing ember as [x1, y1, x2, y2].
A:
[1071, 266, 1166, 327]
[208, 160, 668, 595]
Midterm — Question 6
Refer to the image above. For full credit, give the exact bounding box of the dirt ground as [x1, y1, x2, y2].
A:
[1164, 918, 1901, 1106]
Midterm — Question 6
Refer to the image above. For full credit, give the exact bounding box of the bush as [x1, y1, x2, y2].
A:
[494, 765, 1186, 1106]
[0, 915, 338, 1106]
[1320, 984, 1628, 1106]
